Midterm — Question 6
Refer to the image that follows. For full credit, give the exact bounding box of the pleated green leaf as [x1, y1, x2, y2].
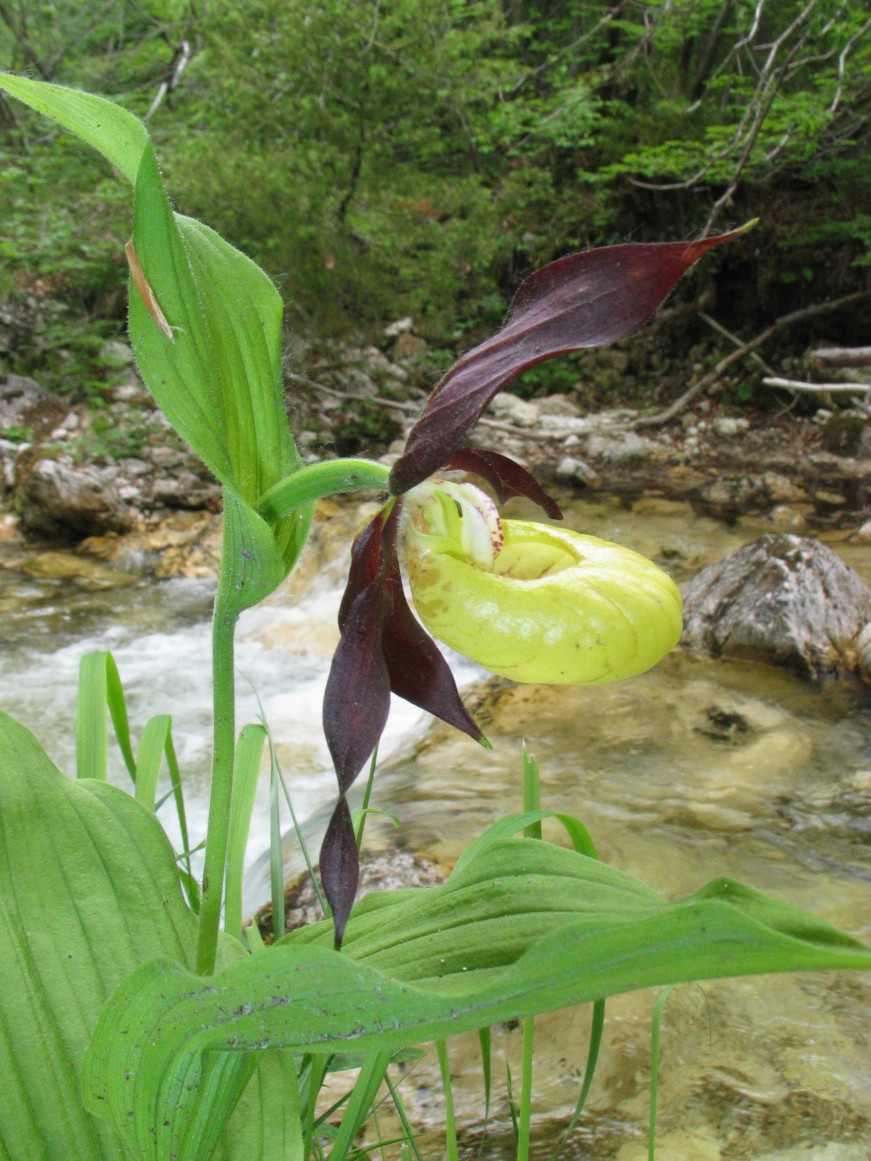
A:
[0, 72, 312, 587]
[219, 489, 310, 619]
[0, 710, 300, 1161]
[83, 833, 871, 1159]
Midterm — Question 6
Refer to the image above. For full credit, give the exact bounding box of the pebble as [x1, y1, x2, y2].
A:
[712, 416, 749, 437]
[488, 392, 540, 428]
[555, 455, 599, 483]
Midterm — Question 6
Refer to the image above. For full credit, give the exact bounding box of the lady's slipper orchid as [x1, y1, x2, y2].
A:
[404, 481, 682, 685]
[320, 225, 753, 943]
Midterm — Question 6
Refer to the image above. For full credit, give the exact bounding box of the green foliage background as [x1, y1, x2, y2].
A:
[1, 0, 869, 391]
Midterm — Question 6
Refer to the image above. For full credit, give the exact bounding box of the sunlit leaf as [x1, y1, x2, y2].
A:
[0, 72, 312, 587]
[0, 710, 300, 1161]
[83, 832, 870, 1158]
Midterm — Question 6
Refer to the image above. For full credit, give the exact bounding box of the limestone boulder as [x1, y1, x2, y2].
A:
[17, 457, 135, 540]
[681, 533, 871, 679]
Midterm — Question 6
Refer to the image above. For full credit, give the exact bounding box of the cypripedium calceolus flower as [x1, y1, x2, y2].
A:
[404, 479, 682, 685]
[320, 224, 753, 943]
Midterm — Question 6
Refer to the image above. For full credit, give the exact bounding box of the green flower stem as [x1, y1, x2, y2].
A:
[195, 591, 239, 975]
[257, 458, 391, 523]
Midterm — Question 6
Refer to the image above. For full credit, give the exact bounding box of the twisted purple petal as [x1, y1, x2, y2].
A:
[445, 448, 563, 520]
[389, 229, 750, 494]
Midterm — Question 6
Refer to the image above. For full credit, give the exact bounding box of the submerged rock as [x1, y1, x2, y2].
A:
[681, 533, 871, 680]
[252, 849, 444, 942]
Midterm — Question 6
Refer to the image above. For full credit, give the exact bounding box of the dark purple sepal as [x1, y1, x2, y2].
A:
[337, 502, 396, 630]
[381, 554, 484, 742]
[445, 448, 563, 520]
[323, 579, 393, 794]
[319, 795, 359, 949]
[389, 228, 750, 495]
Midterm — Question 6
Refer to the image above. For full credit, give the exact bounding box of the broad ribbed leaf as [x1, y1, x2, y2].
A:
[83, 832, 870, 1158]
[0, 710, 299, 1161]
[389, 226, 753, 493]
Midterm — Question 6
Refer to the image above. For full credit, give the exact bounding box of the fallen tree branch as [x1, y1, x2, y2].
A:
[811, 345, 871, 367]
[633, 290, 871, 428]
[761, 376, 871, 393]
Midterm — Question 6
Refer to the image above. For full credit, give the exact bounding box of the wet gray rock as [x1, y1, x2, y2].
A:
[253, 849, 445, 940]
[821, 409, 868, 456]
[17, 457, 135, 540]
[586, 430, 655, 464]
[488, 391, 540, 427]
[0, 374, 69, 439]
[149, 470, 222, 510]
[681, 533, 871, 679]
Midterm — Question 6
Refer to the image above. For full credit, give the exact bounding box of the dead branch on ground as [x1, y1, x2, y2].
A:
[632, 290, 870, 428]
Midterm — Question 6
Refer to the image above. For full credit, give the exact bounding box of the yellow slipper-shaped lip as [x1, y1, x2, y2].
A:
[407, 517, 683, 685]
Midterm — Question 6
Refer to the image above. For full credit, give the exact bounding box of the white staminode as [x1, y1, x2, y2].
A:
[404, 479, 503, 571]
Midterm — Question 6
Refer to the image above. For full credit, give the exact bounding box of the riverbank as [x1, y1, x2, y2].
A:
[1, 334, 869, 575]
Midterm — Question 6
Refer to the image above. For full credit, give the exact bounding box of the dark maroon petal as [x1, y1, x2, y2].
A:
[319, 796, 359, 949]
[381, 554, 484, 743]
[389, 227, 750, 494]
[338, 504, 392, 630]
[323, 580, 393, 794]
[445, 448, 563, 520]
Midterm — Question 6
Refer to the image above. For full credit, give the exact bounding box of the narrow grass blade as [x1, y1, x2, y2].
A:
[269, 739, 285, 942]
[104, 653, 136, 779]
[299, 1054, 331, 1160]
[76, 653, 110, 781]
[355, 743, 380, 848]
[518, 1016, 535, 1161]
[161, 727, 194, 892]
[648, 986, 675, 1161]
[553, 999, 606, 1159]
[224, 723, 268, 941]
[477, 1026, 493, 1155]
[521, 742, 542, 839]
[437, 1040, 459, 1161]
[453, 809, 597, 874]
[384, 1071, 425, 1161]
[135, 715, 172, 810]
[327, 1050, 392, 1161]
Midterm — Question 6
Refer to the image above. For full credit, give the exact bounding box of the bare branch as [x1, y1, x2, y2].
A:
[698, 311, 777, 375]
[144, 38, 193, 121]
[812, 346, 871, 367]
[761, 376, 871, 393]
[633, 291, 871, 428]
[287, 373, 566, 442]
[829, 17, 871, 114]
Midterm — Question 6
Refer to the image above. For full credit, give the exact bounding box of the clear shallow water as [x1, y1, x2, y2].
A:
[2, 497, 871, 1158]
[0, 532, 479, 881]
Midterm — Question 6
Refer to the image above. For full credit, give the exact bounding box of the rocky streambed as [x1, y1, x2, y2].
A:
[2, 343, 871, 1159]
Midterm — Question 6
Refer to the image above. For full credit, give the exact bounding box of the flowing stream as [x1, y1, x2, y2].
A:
[2, 494, 871, 1159]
